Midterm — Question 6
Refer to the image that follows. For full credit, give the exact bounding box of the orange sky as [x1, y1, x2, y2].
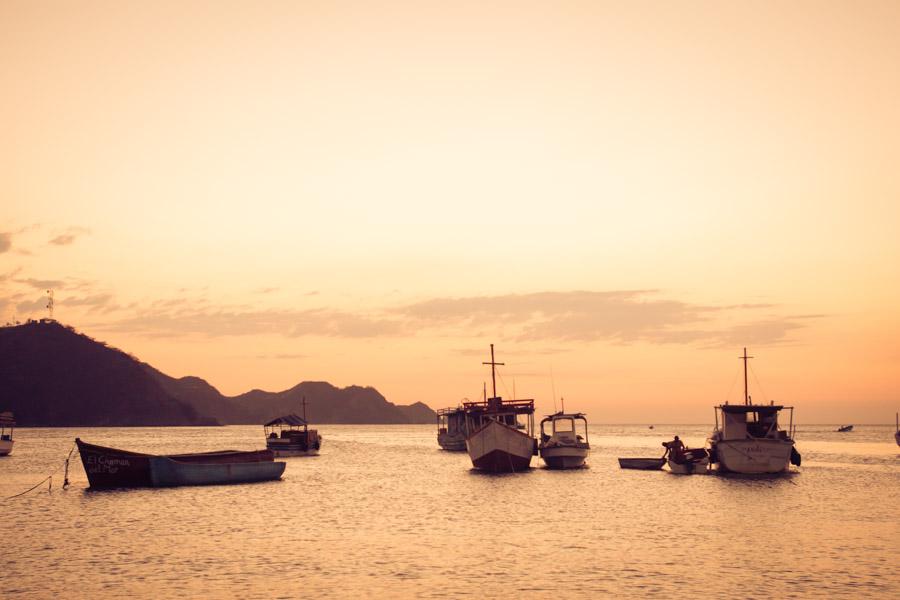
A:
[2, 1, 898, 422]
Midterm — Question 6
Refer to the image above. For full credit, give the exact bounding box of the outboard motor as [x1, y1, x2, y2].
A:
[790, 447, 802, 466]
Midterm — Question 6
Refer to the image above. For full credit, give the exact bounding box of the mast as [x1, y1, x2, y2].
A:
[302, 395, 308, 434]
[740, 347, 753, 405]
[482, 344, 504, 399]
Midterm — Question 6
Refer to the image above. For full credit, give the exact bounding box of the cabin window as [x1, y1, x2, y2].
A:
[554, 418, 575, 434]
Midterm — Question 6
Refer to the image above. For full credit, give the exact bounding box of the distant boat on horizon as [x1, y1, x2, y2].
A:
[836, 424, 853, 432]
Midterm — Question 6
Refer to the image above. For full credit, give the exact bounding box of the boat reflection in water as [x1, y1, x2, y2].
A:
[463, 345, 536, 473]
[75, 438, 285, 489]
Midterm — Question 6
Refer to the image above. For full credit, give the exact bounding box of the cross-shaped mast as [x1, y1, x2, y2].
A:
[482, 344, 505, 400]
[740, 347, 754, 405]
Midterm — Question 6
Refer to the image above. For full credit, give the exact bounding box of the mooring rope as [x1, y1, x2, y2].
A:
[3, 444, 78, 501]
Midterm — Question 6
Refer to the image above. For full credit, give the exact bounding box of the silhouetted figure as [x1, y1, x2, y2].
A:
[663, 435, 686, 463]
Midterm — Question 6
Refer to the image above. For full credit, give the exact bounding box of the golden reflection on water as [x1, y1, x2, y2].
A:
[2, 425, 898, 598]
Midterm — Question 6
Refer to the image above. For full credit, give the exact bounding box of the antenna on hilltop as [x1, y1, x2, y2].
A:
[46, 290, 55, 321]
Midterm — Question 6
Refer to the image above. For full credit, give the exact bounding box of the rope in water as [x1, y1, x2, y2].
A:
[3, 444, 77, 500]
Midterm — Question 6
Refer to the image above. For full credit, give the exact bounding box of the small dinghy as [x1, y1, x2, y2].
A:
[836, 425, 853, 432]
[618, 457, 666, 470]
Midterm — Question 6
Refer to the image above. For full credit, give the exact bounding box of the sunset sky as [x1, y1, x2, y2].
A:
[2, 1, 898, 422]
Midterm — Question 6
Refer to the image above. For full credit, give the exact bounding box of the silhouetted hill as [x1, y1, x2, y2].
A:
[0, 320, 213, 426]
[0, 320, 436, 426]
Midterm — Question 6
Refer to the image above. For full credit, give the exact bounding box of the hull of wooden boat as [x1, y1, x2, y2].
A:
[149, 457, 285, 487]
[270, 447, 319, 457]
[895, 431, 900, 447]
[0, 439, 12, 456]
[266, 435, 322, 457]
[466, 419, 534, 473]
[437, 432, 467, 451]
[76, 438, 275, 489]
[711, 438, 793, 474]
[539, 444, 589, 469]
[618, 457, 665, 470]
[667, 457, 709, 474]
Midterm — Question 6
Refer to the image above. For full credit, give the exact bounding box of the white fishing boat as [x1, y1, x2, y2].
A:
[264, 397, 322, 457]
[539, 412, 589, 469]
[437, 406, 467, 451]
[464, 345, 537, 473]
[0, 412, 13, 456]
[707, 349, 801, 474]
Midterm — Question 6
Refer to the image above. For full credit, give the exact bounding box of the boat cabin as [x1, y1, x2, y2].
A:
[437, 407, 466, 437]
[463, 397, 535, 437]
[714, 403, 794, 441]
[540, 412, 588, 446]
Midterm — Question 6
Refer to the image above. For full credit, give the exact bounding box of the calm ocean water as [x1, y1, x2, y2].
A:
[2, 424, 898, 598]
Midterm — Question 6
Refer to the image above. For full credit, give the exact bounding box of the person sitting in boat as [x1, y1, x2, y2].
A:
[663, 436, 686, 463]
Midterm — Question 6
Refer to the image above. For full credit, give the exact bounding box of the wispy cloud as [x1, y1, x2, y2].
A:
[397, 291, 816, 347]
[94, 306, 403, 339]
[17, 278, 66, 290]
[49, 226, 91, 246]
[55, 289, 820, 347]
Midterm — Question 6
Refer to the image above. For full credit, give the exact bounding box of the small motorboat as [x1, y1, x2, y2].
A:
[836, 425, 853, 432]
[0, 412, 14, 457]
[666, 447, 709, 475]
[539, 412, 589, 469]
[618, 457, 665, 470]
[76, 438, 284, 489]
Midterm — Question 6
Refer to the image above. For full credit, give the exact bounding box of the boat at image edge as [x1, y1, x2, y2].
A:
[463, 344, 537, 473]
[707, 348, 801, 474]
[539, 411, 589, 469]
[75, 438, 284, 488]
[436, 406, 467, 451]
[0, 412, 14, 456]
[895, 413, 900, 447]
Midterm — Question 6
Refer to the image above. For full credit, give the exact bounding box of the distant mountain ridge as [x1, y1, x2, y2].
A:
[0, 320, 435, 426]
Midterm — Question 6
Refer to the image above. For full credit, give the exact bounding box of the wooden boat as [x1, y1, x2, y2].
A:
[836, 425, 853, 432]
[539, 411, 589, 469]
[707, 349, 800, 474]
[464, 345, 537, 473]
[264, 399, 322, 457]
[618, 457, 665, 470]
[437, 406, 467, 451]
[0, 412, 14, 457]
[76, 438, 282, 489]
